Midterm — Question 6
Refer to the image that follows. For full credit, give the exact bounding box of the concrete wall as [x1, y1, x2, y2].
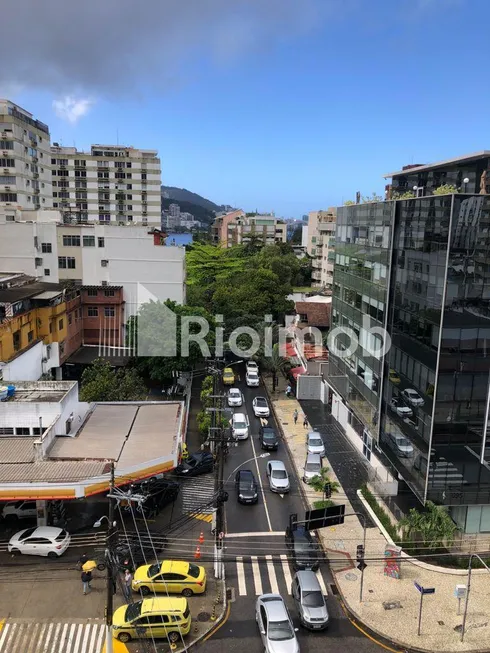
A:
[1, 341, 43, 381]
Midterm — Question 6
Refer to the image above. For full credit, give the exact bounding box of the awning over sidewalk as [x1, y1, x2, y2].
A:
[290, 365, 306, 379]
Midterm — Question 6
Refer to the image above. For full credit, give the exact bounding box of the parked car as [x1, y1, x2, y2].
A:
[111, 538, 166, 573]
[1, 500, 37, 521]
[246, 360, 259, 374]
[266, 460, 290, 493]
[259, 425, 279, 451]
[232, 412, 250, 440]
[235, 469, 259, 504]
[223, 368, 235, 385]
[113, 597, 191, 644]
[388, 369, 401, 385]
[174, 452, 214, 477]
[303, 453, 322, 484]
[255, 594, 299, 653]
[285, 525, 320, 571]
[227, 388, 243, 407]
[390, 397, 413, 418]
[292, 570, 329, 630]
[306, 431, 325, 457]
[388, 431, 414, 457]
[246, 370, 260, 387]
[119, 479, 180, 518]
[8, 526, 71, 558]
[132, 560, 206, 596]
[401, 388, 425, 407]
[253, 396, 270, 418]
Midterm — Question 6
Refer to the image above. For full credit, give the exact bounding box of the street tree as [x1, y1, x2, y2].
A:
[263, 343, 290, 390]
[310, 466, 340, 509]
[398, 501, 457, 550]
[79, 358, 147, 402]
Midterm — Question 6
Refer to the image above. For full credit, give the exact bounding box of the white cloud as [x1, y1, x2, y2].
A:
[52, 96, 94, 124]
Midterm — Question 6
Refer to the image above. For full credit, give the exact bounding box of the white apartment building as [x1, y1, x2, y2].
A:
[0, 100, 53, 213]
[307, 208, 336, 289]
[0, 209, 186, 318]
[50, 143, 161, 225]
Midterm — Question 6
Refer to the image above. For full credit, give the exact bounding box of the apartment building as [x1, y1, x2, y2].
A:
[0, 100, 52, 213]
[328, 152, 490, 535]
[212, 210, 287, 247]
[0, 209, 186, 318]
[50, 143, 161, 225]
[307, 209, 336, 289]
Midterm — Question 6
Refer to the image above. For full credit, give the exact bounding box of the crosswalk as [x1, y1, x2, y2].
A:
[0, 620, 105, 653]
[232, 555, 329, 598]
[180, 476, 216, 522]
[427, 458, 465, 487]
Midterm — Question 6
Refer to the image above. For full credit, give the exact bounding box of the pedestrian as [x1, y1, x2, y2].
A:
[303, 415, 309, 429]
[123, 569, 133, 600]
[77, 552, 88, 571]
[293, 409, 298, 425]
[286, 384, 292, 398]
[81, 570, 92, 595]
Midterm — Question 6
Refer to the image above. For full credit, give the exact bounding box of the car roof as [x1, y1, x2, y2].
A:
[269, 460, 286, 471]
[224, 367, 233, 373]
[247, 370, 258, 375]
[306, 453, 322, 463]
[29, 526, 64, 537]
[295, 570, 321, 591]
[238, 469, 255, 480]
[260, 595, 288, 620]
[233, 412, 246, 420]
[229, 387, 240, 392]
[158, 560, 190, 575]
[307, 431, 322, 439]
[254, 396, 267, 403]
[141, 597, 187, 614]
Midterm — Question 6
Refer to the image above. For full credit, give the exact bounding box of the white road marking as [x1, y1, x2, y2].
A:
[88, 624, 98, 652]
[236, 556, 247, 596]
[251, 556, 263, 594]
[81, 623, 91, 651]
[95, 626, 105, 653]
[265, 555, 279, 594]
[72, 623, 83, 653]
[280, 554, 293, 594]
[316, 569, 329, 596]
[279, 494, 284, 499]
[0, 624, 10, 650]
[42, 623, 54, 653]
[226, 532, 283, 538]
[249, 429, 272, 531]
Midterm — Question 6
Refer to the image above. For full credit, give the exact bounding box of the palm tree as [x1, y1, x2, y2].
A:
[398, 501, 457, 550]
[310, 467, 340, 506]
[263, 343, 290, 391]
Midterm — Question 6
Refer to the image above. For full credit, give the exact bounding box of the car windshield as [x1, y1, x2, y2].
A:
[309, 438, 323, 446]
[148, 563, 161, 577]
[396, 437, 411, 447]
[302, 590, 324, 607]
[256, 399, 267, 407]
[188, 563, 200, 578]
[272, 469, 287, 479]
[234, 421, 246, 429]
[125, 601, 142, 622]
[406, 390, 417, 397]
[268, 619, 294, 641]
[19, 528, 37, 540]
[263, 431, 276, 440]
[230, 390, 239, 396]
[294, 539, 315, 553]
[248, 373, 258, 379]
[186, 457, 198, 468]
[305, 462, 321, 472]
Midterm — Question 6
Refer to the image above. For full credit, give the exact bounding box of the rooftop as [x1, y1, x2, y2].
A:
[295, 301, 331, 327]
[384, 151, 490, 178]
[1, 381, 76, 403]
[0, 281, 63, 304]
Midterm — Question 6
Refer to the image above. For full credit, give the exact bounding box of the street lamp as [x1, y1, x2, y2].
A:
[463, 177, 469, 193]
[93, 516, 117, 529]
[224, 453, 270, 484]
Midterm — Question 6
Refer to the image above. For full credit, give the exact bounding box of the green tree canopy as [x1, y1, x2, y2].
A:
[79, 359, 147, 403]
[398, 501, 457, 550]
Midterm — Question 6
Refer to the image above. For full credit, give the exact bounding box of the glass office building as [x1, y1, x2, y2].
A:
[329, 187, 490, 534]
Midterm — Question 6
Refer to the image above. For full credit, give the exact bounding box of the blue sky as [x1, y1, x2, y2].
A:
[3, 0, 489, 217]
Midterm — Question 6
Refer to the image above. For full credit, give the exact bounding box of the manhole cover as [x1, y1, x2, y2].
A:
[345, 572, 357, 581]
[197, 612, 211, 622]
[383, 601, 402, 610]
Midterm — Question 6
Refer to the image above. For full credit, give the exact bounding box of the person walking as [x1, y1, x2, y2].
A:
[293, 409, 299, 425]
[123, 569, 133, 601]
[77, 552, 88, 571]
[285, 384, 292, 398]
[81, 569, 92, 595]
[303, 414, 309, 429]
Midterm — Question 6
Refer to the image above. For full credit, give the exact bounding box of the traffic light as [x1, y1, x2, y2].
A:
[356, 544, 367, 571]
[324, 482, 331, 499]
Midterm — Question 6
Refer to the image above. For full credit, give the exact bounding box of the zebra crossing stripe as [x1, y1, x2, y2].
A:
[236, 556, 247, 596]
[280, 554, 292, 594]
[251, 556, 263, 594]
[0, 622, 105, 653]
[265, 555, 279, 594]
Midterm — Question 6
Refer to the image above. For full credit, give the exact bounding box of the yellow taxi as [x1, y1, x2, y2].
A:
[388, 369, 401, 385]
[113, 597, 190, 644]
[132, 560, 207, 597]
[223, 367, 235, 385]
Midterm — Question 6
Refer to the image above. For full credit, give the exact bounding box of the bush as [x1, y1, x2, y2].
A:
[313, 499, 335, 510]
[196, 410, 211, 438]
[360, 484, 400, 542]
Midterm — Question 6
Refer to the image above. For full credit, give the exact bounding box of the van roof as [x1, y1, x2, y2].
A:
[295, 570, 323, 592]
[306, 453, 322, 463]
[141, 597, 187, 614]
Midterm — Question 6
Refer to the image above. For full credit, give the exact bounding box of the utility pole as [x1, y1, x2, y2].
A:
[105, 462, 115, 653]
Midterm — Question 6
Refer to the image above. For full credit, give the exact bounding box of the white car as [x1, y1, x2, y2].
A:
[232, 412, 250, 440]
[246, 360, 259, 374]
[306, 431, 325, 457]
[256, 594, 299, 653]
[2, 500, 37, 521]
[401, 388, 425, 407]
[390, 398, 413, 418]
[253, 396, 270, 418]
[266, 460, 290, 493]
[388, 432, 414, 457]
[246, 370, 260, 387]
[8, 526, 71, 558]
[227, 388, 243, 407]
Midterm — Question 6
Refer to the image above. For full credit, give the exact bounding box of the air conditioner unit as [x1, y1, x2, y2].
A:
[101, 260, 108, 267]
[101, 280, 108, 287]
[3, 151, 8, 156]
[4, 186, 10, 190]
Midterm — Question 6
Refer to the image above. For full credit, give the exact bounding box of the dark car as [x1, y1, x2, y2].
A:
[119, 479, 179, 518]
[285, 525, 320, 571]
[111, 536, 166, 573]
[174, 451, 214, 477]
[235, 469, 259, 504]
[259, 425, 279, 451]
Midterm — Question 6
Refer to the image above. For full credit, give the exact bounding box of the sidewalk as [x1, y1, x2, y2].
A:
[264, 375, 490, 653]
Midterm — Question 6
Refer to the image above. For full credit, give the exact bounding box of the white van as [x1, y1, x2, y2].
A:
[232, 413, 250, 440]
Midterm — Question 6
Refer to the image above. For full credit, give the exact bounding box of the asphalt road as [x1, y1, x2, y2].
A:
[201, 367, 387, 653]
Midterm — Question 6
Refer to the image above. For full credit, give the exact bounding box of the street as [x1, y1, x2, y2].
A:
[201, 369, 386, 653]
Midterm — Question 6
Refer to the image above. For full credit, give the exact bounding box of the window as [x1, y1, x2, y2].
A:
[58, 256, 76, 269]
[13, 330, 21, 351]
[104, 289, 115, 297]
[87, 288, 98, 296]
[75, 170, 87, 178]
[83, 236, 95, 247]
[0, 140, 13, 149]
[27, 330, 34, 343]
[76, 191, 87, 200]
[99, 214, 110, 223]
[104, 306, 115, 317]
[41, 243, 52, 253]
[0, 158, 14, 167]
[15, 427, 31, 435]
[68, 313, 72, 325]
[62, 235, 80, 247]
[87, 306, 98, 317]
[101, 260, 108, 267]
[141, 173, 147, 180]
[0, 175, 15, 184]
[58, 319, 64, 330]
[98, 237, 105, 248]
[0, 193, 17, 202]
[44, 269, 50, 276]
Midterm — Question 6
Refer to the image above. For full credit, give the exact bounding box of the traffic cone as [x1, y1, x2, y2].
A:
[194, 546, 201, 560]
[199, 531, 204, 544]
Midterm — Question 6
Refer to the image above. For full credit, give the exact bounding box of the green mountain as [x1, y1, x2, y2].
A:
[161, 197, 216, 225]
[161, 185, 223, 213]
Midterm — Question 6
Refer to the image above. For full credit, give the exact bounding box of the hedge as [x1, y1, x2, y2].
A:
[360, 483, 401, 543]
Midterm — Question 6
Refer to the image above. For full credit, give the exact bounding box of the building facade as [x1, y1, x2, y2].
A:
[0, 100, 53, 213]
[212, 210, 287, 247]
[50, 143, 161, 225]
[307, 209, 336, 289]
[329, 185, 490, 534]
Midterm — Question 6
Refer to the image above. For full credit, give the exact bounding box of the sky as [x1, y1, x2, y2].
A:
[1, 0, 489, 217]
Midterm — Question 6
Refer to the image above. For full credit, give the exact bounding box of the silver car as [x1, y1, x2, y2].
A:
[253, 396, 270, 418]
[266, 460, 290, 493]
[303, 453, 322, 484]
[292, 570, 329, 630]
[306, 431, 325, 457]
[256, 594, 299, 653]
[227, 388, 243, 407]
